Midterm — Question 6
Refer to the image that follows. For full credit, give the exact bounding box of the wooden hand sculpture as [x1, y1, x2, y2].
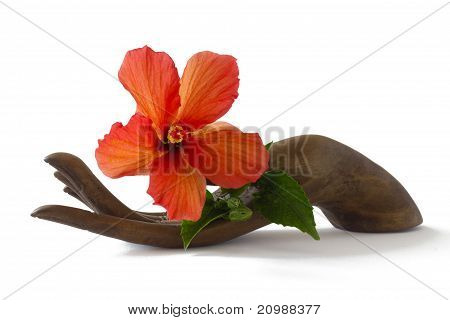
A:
[31, 135, 422, 248]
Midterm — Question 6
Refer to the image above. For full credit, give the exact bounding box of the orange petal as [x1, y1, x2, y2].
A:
[119, 46, 180, 137]
[148, 151, 206, 221]
[176, 51, 239, 129]
[183, 122, 269, 188]
[95, 114, 164, 178]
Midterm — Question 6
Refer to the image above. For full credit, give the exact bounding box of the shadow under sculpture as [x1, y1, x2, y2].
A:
[31, 135, 422, 248]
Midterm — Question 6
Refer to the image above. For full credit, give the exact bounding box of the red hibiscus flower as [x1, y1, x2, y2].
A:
[95, 46, 269, 221]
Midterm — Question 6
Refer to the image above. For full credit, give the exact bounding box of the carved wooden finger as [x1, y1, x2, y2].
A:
[45, 153, 161, 222]
[63, 186, 86, 205]
[31, 204, 268, 248]
[31, 205, 181, 247]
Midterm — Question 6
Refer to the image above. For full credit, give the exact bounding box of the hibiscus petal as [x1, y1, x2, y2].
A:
[148, 151, 206, 221]
[176, 51, 239, 129]
[96, 114, 164, 178]
[183, 122, 269, 188]
[119, 46, 181, 137]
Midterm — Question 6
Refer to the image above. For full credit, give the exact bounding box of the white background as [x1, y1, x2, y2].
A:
[0, 0, 449, 318]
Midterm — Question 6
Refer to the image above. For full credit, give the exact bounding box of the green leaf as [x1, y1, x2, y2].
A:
[253, 170, 320, 240]
[226, 197, 242, 209]
[265, 141, 273, 150]
[228, 206, 253, 221]
[180, 191, 227, 249]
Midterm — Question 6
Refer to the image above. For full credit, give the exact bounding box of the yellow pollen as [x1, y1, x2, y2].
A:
[167, 124, 185, 144]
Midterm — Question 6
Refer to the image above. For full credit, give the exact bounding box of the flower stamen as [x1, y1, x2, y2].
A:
[167, 124, 187, 144]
